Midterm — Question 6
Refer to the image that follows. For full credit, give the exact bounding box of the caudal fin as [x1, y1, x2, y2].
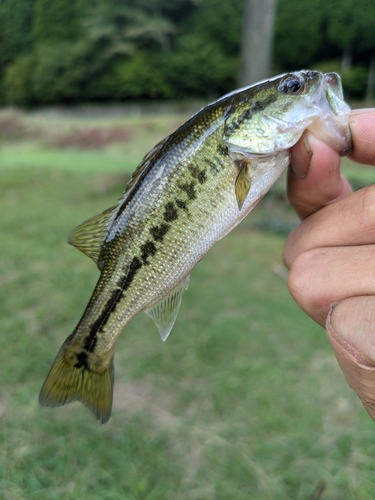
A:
[39, 347, 114, 424]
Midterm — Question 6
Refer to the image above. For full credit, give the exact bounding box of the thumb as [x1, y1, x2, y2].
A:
[326, 297, 375, 422]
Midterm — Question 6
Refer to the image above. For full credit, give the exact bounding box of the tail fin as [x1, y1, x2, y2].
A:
[39, 347, 114, 424]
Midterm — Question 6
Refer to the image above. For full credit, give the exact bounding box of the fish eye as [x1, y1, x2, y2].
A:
[278, 78, 304, 95]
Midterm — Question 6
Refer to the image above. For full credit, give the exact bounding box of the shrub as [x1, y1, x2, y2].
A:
[4, 55, 35, 105]
[115, 52, 172, 99]
[166, 35, 238, 98]
[31, 44, 82, 104]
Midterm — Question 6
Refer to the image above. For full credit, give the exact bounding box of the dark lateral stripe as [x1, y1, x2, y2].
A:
[84, 257, 143, 353]
[225, 94, 277, 135]
[179, 181, 197, 200]
[150, 223, 170, 242]
[189, 166, 207, 184]
[83, 288, 121, 352]
[175, 199, 188, 211]
[119, 256, 143, 290]
[140, 240, 157, 264]
[205, 158, 221, 174]
[163, 202, 178, 222]
[217, 143, 229, 156]
[75, 350, 89, 369]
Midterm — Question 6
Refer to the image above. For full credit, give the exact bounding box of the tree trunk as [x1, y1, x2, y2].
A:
[365, 55, 375, 103]
[239, 0, 276, 87]
[341, 50, 352, 72]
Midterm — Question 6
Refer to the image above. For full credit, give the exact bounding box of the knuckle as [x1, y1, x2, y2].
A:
[287, 248, 328, 313]
[287, 250, 314, 304]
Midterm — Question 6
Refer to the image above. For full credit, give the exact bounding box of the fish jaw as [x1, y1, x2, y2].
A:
[306, 72, 352, 156]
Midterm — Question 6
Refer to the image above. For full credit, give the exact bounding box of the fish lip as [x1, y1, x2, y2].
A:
[323, 72, 344, 100]
[311, 71, 353, 156]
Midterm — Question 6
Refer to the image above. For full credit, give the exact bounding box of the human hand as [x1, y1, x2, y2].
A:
[283, 109, 375, 421]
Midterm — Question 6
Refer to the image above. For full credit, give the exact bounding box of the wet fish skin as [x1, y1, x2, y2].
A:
[39, 71, 352, 423]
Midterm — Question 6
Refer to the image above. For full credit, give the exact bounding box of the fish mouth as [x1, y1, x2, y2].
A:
[307, 72, 353, 156]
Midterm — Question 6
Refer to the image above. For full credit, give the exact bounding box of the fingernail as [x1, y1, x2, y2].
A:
[326, 302, 375, 367]
[326, 301, 375, 422]
[303, 131, 313, 158]
[290, 131, 312, 178]
[350, 108, 375, 115]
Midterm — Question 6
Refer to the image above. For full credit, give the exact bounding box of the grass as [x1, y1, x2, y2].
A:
[1, 108, 375, 499]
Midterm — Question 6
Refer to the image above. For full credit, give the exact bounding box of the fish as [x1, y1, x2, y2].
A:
[39, 70, 352, 423]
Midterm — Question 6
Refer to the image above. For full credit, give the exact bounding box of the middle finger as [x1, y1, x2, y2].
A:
[288, 245, 375, 326]
[283, 185, 375, 268]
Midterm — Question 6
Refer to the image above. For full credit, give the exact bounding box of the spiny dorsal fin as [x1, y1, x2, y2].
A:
[145, 275, 190, 342]
[68, 205, 117, 266]
[120, 136, 169, 200]
[235, 161, 252, 210]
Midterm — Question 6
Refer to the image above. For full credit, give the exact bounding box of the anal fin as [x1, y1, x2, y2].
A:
[145, 275, 190, 341]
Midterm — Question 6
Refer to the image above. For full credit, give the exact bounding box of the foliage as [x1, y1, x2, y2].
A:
[327, 0, 375, 56]
[167, 34, 238, 98]
[0, 0, 374, 104]
[274, 0, 327, 71]
[181, 0, 243, 56]
[4, 55, 36, 106]
[166, 0, 242, 97]
[0, 0, 35, 62]
[115, 52, 171, 99]
[32, 44, 84, 104]
[34, 0, 81, 44]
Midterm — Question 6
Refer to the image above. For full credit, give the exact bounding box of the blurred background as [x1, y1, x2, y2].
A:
[0, 0, 374, 104]
[1, 1, 375, 499]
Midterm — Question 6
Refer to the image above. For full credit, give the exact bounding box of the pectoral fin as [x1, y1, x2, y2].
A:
[68, 206, 117, 266]
[145, 275, 190, 341]
[235, 162, 252, 210]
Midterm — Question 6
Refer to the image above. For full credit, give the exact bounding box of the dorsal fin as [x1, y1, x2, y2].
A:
[145, 275, 190, 341]
[121, 136, 169, 202]
[68, 206, 117, 266]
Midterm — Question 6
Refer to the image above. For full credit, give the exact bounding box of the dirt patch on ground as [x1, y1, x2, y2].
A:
[51, 126, 133, 149]
[0, 109, 134, 149]
[0, 110, 40, 141]
[113, 380, 178, 428]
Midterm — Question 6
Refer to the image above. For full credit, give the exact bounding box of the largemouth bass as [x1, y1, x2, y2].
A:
[40, 71, 352, 423]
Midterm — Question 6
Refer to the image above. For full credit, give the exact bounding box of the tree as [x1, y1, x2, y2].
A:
[239, 0, 276, 86]
[84, 0, 182, 62]
[168, 0, 242, 97]
[327, 0, 375, 99]
[0, 0, 35, 61]
[273, 0, 326, 72]
[34, 0, 80, 44]
[327, 0, 359, 70]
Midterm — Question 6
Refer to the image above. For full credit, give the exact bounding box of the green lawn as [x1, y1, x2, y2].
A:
[1, 109, 375, 500]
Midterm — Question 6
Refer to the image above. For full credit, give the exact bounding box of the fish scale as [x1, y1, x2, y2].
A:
[39, 70, 352, 423]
